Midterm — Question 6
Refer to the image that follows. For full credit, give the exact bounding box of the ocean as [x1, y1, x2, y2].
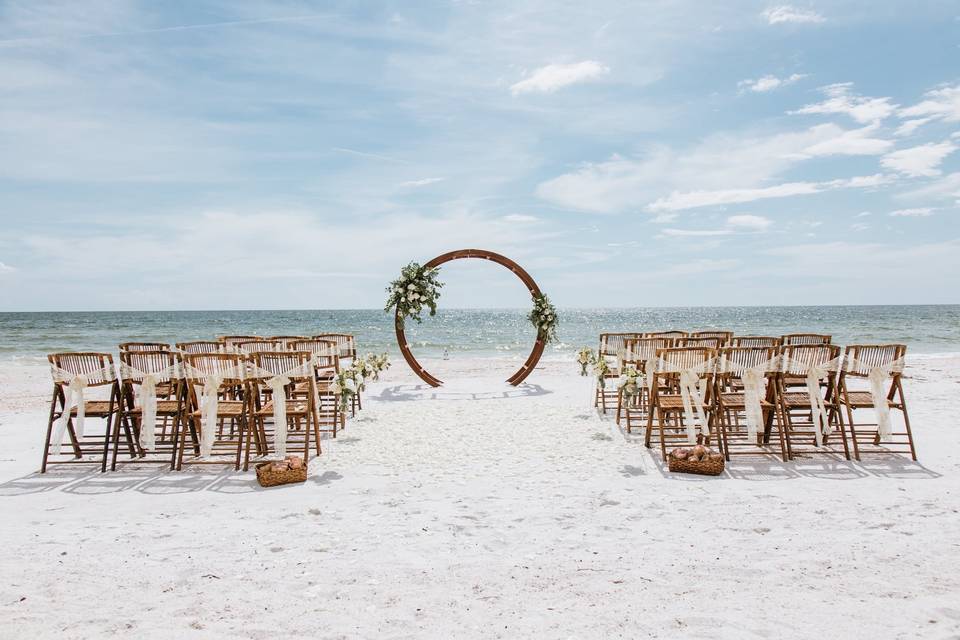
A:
[0, 306, 958, 364]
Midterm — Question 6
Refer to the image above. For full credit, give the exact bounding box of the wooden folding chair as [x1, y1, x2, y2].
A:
[645, 347, 717, 460]
[114, 350, 185, 470]
[616, 336, 673, 431]
[781, 333, 832, 346]
[177, 353, 250, 470]
[714, 346, 785, 461]
[774, 344, 848, 460]
[837, 344, 916, 461]
[246, 351, 321, 471]
[291, 339, 343, 436]
[42, 353, 121, 473]
[732, 336, 780, 348]
[314, 334, 360, 411]
[595, 333, 643, 413]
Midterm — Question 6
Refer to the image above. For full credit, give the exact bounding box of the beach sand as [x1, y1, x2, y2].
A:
[0, 356, 958, 639]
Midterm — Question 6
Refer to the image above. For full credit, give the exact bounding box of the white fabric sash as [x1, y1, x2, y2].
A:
[740, 368, 767, 441]
[654, 357, 715, 443]
[248, 359, 317, 459]
[118, 361, 181, 452]
[844, 356, 905, 442]
[49, 364, 115, 455]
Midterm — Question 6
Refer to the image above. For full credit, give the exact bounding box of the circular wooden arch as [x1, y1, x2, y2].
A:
[395, 249, 545, 387]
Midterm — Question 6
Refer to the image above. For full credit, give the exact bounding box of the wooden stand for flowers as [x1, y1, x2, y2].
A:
[394, 249, 546, 387]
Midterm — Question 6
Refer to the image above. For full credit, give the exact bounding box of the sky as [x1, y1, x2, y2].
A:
[0, 0, 958, 310]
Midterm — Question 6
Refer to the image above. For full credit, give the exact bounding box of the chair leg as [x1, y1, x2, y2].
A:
[898, 382, 918, 461]
[41, 387, 61, 473]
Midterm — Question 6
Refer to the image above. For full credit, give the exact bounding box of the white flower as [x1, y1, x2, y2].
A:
[407, 283, 417, 291]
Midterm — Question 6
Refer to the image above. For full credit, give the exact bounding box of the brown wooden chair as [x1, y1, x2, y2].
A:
[291, 339, 343, 436]
[837, 344, 915, 460]
[645, 347, 717, 460]
[313, 334, 359, 411]
[114, 350, 185, 470]
[781, 333, 832, 346]
[236, 340, 284, 356]
[43, 353, 121, 473]
[595, 333, 644, 413]
[616, 337, 673, 431]
[177, 353, 250, 470]
[775, 344, 847, 459]
[246, 351, 321, 471]
[714, 346, 785, 461]
[732, 336, 780, 348]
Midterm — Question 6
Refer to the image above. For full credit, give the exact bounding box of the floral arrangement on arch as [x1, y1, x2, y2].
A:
[528, 293, 558, 345]
[385, 262, 443, 327]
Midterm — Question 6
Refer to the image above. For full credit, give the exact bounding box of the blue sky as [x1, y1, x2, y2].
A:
[0, 1, 958, 310]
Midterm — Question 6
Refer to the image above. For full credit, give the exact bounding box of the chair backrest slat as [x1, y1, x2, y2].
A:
[778, 344, 840, 374]
[782, 333, 832, 346]
[119, 350, 179, 383]
[732, 336, 780, 348]
[176, 341, 223, 354]
[119, 342, 170, 352]
[313, 334, 356, 359]
[842, 344, 906, 376]
[677, 336, 723, 349]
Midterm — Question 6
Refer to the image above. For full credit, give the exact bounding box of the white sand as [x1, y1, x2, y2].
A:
[1, 355, 959, 639]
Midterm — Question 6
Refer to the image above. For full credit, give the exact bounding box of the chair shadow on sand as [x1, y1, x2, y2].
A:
[374, 382, 551, 402]
[0, 467, 345, 497]
[611, 422, 941, 482]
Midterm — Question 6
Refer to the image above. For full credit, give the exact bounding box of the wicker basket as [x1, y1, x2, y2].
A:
[255, 461, 307, 487]
[667, 452, 725, 476]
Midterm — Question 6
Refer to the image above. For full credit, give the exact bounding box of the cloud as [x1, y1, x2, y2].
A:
[660, 228, 731, 237]
[899, 83, 960, 125]
[535, 124, 888, 214]
[762, 6, 826, 24]
[500, 214, 539, 223]
[894, 118, 932, 137]
[399, 177, 444, 187]
[856, 211, 871, 217]
[647, 174, 889, 212]
[727, 214, 772, 230]
[0, 261, 15, 273]
[889, 207, 935, 217]
[738, 73, 806, 93]
[850, 222, 870, 231]
[881, 141, 957, 177]
[800, 123, 892, 156]
[510, 61, 609, 95]
[897, 172, 960, 205]
[791, 83, 897, 124]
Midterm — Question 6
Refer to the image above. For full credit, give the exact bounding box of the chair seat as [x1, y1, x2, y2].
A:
[655, 395, 708, 410]
[256, 400, 311, 416]
[128, 401, 181, 414]
[69, 401, 117, 416]
[840, 391, 895, 408]
[718, 393, 773, 409]
[189, 400, 245, 418]
[294, 381, 334, 394]
[781, 392, 824, 408]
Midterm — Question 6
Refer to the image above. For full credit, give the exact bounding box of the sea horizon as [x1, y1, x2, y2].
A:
[2, 304, 958, 362]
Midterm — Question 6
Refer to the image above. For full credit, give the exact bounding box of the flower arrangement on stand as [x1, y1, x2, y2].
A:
[366, 353, 391, 381]
[576, 347, 595, 376]
[330, 369, 358, 413]
[618, 364, 642, 402]
[593, 356, 611, 388]
[528, 293, 558, 345]
[385, 262, 444, 327]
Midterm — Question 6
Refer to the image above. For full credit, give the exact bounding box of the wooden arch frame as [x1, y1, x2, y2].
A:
[395, 249, 545, 387]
